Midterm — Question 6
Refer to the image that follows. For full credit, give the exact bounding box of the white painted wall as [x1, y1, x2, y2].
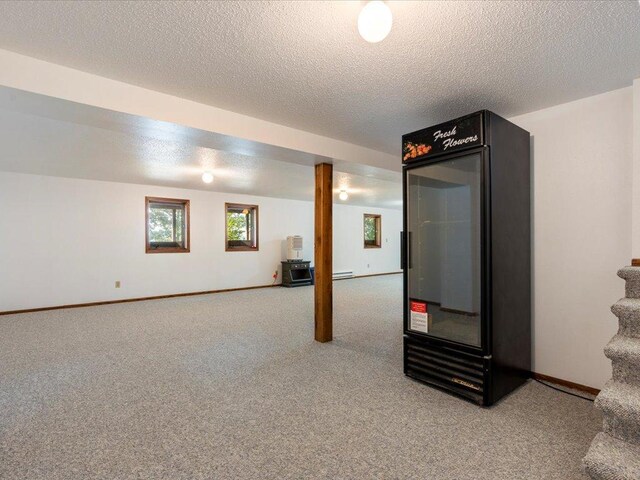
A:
[333, 204, 402, 276]
[632, 78, 640, 257]
[0, 172, 402, 312]
[510, 86, 633, 389]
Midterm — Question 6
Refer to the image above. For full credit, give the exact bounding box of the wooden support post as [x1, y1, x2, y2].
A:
[314, 163, 333, 342]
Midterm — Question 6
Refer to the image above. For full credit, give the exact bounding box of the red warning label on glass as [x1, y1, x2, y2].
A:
[410, 301, 427, 313]
[410, 300, 428, 333]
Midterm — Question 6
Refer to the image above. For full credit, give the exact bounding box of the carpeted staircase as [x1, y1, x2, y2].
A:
[583, 267, 640, 479]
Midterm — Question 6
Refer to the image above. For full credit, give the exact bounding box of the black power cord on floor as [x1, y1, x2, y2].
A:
[533, 378, 595, 402]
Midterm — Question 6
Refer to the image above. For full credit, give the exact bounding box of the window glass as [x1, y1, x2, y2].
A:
[364, 214, 381, 248]
[226, 204, 258, 251]
[146, 197, 189, 253]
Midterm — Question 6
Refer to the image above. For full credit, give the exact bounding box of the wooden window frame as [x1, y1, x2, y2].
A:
[225, 203, 259, 252]
[145, 196, 190, 254]
[363, 213, 382, 249]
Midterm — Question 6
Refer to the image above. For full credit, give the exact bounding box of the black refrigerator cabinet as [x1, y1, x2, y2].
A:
[402, 110, 531, 406]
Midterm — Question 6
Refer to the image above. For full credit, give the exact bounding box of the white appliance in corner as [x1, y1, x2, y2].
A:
[286, 236, 303, 261]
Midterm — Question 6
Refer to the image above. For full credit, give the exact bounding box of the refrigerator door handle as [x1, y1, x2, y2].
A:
[400, 231, 405, 270]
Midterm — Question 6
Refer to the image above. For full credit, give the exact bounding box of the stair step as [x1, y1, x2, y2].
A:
[618, 266, 640, 299]
[583, 432, 640, 480]
[596, 381, 640, 444]
[605, 335, 640, 386]
[611, 298, 640, 338]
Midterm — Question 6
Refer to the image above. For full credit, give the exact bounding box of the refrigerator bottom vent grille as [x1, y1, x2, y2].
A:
[404, 336, 485, 404]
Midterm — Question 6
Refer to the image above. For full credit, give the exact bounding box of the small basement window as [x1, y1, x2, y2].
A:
[226, 203, 259, 251]
[145, 197, 190, 253]
[364, 214, 381, 248]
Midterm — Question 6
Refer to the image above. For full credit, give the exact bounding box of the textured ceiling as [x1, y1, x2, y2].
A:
[0, 1, 638, 155]
[0, 89, 401, 209]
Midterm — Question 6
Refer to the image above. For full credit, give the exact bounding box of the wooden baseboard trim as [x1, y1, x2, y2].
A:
[2, 272, 403, 316]
[0, 283, 282, 316]
[531, 372, 600, 396]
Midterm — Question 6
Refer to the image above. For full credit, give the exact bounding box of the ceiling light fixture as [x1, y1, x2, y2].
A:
[339, 190, 349, 201]
[358, 1, 393, 43]
[202, 171, 214, 184]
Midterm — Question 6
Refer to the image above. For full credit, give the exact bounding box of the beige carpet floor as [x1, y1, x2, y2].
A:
[0, 275, 600, 479]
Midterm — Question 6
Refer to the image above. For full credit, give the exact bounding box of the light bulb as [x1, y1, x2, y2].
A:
[339, 190, 349, 201]
[202, 171, 214, 184]
[358, 1, 392, 43]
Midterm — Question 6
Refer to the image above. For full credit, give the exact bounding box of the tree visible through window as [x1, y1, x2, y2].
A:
[226, 203, 258, 251]
[145, 197, 190, 253]
[364, 214, 381, 248]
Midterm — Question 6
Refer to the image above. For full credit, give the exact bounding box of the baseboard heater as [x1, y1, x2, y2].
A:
[333, 270, 354, 280]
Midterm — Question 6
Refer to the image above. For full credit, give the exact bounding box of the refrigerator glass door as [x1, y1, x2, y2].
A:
[406, 153, 482, 347]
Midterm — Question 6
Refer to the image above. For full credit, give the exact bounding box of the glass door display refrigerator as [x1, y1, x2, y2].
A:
[401, 111, 531, 406]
